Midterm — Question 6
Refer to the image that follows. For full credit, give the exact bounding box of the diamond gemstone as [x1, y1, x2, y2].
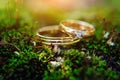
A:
[74, 31, 85, 38]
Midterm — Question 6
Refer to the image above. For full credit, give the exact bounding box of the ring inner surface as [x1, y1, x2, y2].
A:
[38, 29, 69, 37]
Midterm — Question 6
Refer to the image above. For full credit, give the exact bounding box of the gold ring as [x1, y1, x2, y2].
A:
[36, 25, 80, 45]
[60, 20, 95, 38]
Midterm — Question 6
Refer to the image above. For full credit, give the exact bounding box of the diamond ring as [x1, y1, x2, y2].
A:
[60, 20, 95, 38]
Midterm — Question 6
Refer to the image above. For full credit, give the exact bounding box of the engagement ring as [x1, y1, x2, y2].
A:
[60, 20, 95, 38]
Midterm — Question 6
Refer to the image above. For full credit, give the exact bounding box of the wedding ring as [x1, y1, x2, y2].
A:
[36, 25, 80, 45]
[60, 20, 95, 38]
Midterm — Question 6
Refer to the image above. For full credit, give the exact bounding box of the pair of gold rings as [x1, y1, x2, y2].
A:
[36, 20, 95, 45]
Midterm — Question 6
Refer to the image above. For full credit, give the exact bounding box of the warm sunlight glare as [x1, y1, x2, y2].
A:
[25, 0, 100, 12]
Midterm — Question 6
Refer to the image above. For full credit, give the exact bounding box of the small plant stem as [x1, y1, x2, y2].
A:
[6, 0, 11, 28]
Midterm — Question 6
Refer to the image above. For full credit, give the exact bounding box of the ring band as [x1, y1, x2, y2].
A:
[36, 25, 80, 45]
[60, 20, 95, 38]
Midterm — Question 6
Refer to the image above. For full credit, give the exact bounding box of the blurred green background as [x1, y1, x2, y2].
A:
[0, 0, 120, 34]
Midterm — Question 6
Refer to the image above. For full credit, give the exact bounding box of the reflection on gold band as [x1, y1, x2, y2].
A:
[60, 20, 95, 38]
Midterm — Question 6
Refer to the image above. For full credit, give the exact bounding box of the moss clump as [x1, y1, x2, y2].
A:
[0, 29, 120, 80]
